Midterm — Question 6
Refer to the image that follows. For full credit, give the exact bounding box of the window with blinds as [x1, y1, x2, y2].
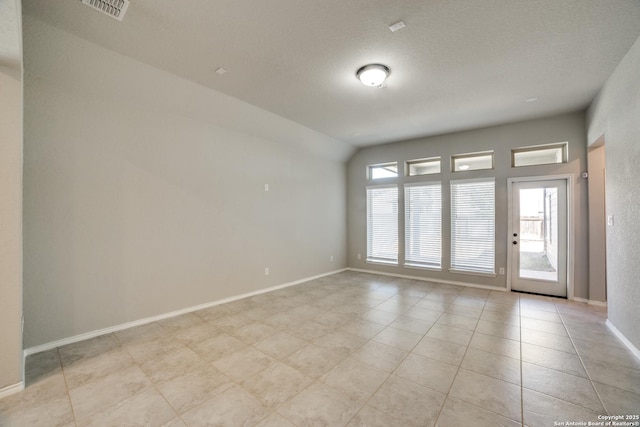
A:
[405, 183, 442, 269]
[451, 178, 495, 274]
[366, 185, 398, 264]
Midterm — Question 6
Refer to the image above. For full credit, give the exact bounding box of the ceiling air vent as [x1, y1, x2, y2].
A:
[82, 0, 130, 21]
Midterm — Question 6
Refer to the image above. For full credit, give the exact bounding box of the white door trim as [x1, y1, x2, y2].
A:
[507, 175, 574, 299]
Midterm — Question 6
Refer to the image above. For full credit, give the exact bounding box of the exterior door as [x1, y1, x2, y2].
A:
[510, 179, 568, 297]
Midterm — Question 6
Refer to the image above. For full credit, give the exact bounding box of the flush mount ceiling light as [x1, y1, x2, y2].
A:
[356, 64, 390, 87]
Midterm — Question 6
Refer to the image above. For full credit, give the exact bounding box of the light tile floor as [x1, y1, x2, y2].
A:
[1, 271, 639, 426]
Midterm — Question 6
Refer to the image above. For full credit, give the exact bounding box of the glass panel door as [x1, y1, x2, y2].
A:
[511, 179, 567, 297]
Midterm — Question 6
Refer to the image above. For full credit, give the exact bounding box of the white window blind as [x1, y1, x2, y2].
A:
[451, 178, 495, 274]
[366, 186, 398, 264]
[405, 183, 441, 269]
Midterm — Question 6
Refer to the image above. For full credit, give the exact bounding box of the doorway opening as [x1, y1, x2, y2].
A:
[508, 177, 571, 298]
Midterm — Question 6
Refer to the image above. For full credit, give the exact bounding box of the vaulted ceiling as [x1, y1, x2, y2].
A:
[21, 0, 640, 147]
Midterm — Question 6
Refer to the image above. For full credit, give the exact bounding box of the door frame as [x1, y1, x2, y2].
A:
[506, 175, 574, 299]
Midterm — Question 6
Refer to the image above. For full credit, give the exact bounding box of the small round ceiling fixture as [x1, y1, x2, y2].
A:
[356, 64, 390, 87]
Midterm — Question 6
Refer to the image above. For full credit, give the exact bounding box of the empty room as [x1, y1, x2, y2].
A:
[1, 0, 640, 426]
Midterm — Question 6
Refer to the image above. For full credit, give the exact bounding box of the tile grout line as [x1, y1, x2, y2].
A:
[244, 330, 324, 427]
[135, 325, 196, 427]
[108, 325, 197, 426]
[519, 298, 613, 419]
[259, 280, 390, 425]
[339, 282, 452, 426]
[56, 347, 80, 427]
[202, 314, 317, 426]
[199, 282, 376, 426]
[519, 297, 525, 427]
[350, 286, 524, 427]
[430, 294, 490, 426]
[340, 284, 419, 426]
[151, 307, 309, 425]
[554, 300, 610, 416]
[431, 292, 524, 426]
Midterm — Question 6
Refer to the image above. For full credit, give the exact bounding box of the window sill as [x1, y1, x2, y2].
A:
[449, 268, 497, 278]
[366, 259, 398, 266]
[404, 263, 442, 272]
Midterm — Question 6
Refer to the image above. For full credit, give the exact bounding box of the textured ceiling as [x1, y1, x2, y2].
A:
[22, 0, 640, 147]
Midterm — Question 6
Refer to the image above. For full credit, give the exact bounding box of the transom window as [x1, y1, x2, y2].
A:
[368, 162, 398, 180]
[407, 158, 441, 176]
[452, 152, 494, 172]
[512, 143, 567, 167]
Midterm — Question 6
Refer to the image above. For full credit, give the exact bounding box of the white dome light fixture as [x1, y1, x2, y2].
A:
[356, 64, 390, 87]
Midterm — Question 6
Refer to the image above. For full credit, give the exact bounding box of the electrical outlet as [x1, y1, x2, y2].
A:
[357, 253, 362, 260]
[499, 267, 505, 275]
[330, 256, 334, 262]
[264, 267, 270, 276]
[607, 215, 614, 226]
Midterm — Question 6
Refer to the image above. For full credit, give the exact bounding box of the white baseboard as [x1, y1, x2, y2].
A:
[347, 268, 507, 292]
[24, 268, 347, 357]
[606, 320, 640, 362]
[0, 381, 24, 399]
[572, 296, 608, 307]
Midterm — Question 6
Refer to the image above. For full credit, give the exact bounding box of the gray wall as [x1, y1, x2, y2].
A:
[587, 35, 640, 350]
[22, 15, 353, 348]
[0, 63, 23, 391]
[587, 143, 607, 303]
[347, 113, 591, 298]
